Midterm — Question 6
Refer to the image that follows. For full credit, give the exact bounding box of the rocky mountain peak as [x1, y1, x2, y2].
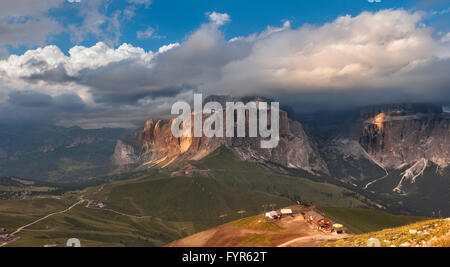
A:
[113, 97, 329, 175]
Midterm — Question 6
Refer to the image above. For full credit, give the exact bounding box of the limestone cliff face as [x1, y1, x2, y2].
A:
[356, 104, 450, 169]
[113, 104, 329, 175]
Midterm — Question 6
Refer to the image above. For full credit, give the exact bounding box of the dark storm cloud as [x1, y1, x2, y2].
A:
[53, 93, 85, 111]
[8, 91, 86, 110]
[25, 64, 79, 84]
[76, 59, 185, 103]
[8, 91, 53, 107]
[0, 90, 87, 126]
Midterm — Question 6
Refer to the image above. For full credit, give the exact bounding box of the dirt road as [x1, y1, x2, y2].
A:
[0, 198, 85, 247]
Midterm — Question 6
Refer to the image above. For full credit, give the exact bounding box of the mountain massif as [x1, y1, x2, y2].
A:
[114, 100, 450, 216]
[113, 97, 328, 175]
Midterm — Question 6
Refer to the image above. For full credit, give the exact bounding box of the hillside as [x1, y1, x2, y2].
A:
[95, 149, 378, 231]
[168, 206, 427, 247]
[321, 218, 450, 247]
[168, 213, 327, 247]
[316, 206, 426, 234]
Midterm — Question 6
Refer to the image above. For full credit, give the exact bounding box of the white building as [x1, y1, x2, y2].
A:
[265, 211, 278, 219]
[280, 209, 293, 215]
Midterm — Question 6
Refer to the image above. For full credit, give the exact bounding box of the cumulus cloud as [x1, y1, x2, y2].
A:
[0, 9, 449, 128]
[209, 10, 443, 93]
[207, 12, 231, 26]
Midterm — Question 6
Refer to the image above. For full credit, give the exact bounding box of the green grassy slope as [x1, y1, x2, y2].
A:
[317, 206, 426, 234]
[96, 149, 377, 232]
[0, 198, 68, 230]
[193, 149, 377, 208]
[96, 174, 293, 232]
[7, 205, 192, 247]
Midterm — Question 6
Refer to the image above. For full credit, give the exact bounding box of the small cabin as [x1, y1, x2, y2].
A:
[265, 211, 279, 219]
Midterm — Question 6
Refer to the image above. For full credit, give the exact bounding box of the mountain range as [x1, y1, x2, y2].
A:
[113, 99, 449, 216]
[0, 98, 448, 216]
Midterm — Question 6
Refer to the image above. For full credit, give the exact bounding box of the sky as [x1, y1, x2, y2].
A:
[0, 0, 449, 128]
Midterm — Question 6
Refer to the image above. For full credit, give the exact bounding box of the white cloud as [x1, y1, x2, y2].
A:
[0, 0, 63, 48]
[157, 43, 180, 54]
[207, 12, 231, 26]
[205, 10, 449, 97]
[0, 42, 156, 107]
[0, 18, 62, 47]
[137, 27, 163, 39]
[68, 0, 124, 46]
[442, 32, 450, 43]
[0, 42, 154, 78]
[0, 0, 63, 19]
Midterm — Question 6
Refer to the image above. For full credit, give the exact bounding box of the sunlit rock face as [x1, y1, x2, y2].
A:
[113, 96, 329, 175]
[357, 104, 450, 169]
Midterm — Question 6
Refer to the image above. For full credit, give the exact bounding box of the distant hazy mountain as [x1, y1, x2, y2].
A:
[0, 124, 129, 182]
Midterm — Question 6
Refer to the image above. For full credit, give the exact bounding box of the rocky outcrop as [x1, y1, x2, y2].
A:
[113, 98, 329, 175]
